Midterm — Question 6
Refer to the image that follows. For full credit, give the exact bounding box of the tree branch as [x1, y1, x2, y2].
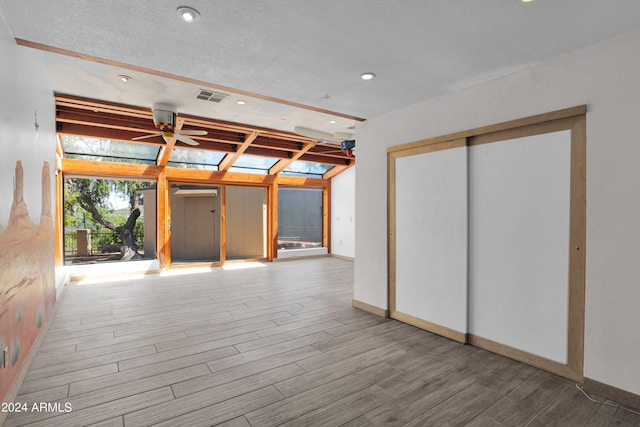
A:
[77, 194, 117, 230]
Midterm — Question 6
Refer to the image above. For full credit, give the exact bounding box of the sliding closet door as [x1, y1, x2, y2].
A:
[469, 130, 570, 361]
[389, 139, 468, 342]
[387, 108, 585, 381]
[467, 116, 585, 381]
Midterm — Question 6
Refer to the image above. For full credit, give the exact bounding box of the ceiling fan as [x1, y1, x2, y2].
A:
[133, 103, 207, 146]
[294, 126, 356, 157]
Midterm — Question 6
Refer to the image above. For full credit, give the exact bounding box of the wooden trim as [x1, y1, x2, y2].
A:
[220, 185, 227, 263]
[165, 167, 276, 185]
[387, 151, 397, 315]
[352, 299, 389, 318]
[583, 378, 640, 411]
[62, 158, 161, 179]
[391, 137, 466, 158]
[391, 311, 467, 344]
[276, 175, 328, 188]
[469, 115, 581, 146]
[387, 105, 586, 153]
[20, 39, 365, 122]
[156, 169, 168, 269]
[568, 114, 587, 384]
[468, 334, 581, 382]
[323, 182, 330, 250]
[55, 167, 63, 266]
[269, 179, 278, 260]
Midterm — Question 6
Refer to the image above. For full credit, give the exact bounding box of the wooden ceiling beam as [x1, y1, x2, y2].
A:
[269, 142, 316, 175]
[218, 131, 258, 171]
[299, 153, 354, 166]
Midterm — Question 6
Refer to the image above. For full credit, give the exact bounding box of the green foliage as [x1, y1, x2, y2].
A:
[64, 177, 154, 230]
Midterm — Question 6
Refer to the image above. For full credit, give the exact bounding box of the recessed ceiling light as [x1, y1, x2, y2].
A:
[237, 100, 246, 105]
[360, 72, 376, 81]
[521, 0, 534, 2]
[329, 120, 337, 124]
[177, 6, 200, 23]
[118, 75, 132, 82]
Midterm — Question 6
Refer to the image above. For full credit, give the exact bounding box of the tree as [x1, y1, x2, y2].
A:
[64, 178, 152, 260]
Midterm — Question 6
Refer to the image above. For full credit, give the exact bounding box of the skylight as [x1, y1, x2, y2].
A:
[228, 154, 279, 175]
[62, 135, 160, 165]
[167, 147, 226, 170]
[280, 160, 334, 178]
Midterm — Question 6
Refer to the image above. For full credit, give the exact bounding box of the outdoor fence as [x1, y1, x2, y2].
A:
[64, 227, 144, 256]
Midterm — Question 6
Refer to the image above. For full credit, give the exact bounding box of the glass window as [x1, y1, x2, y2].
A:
[229, 154, 279, 174]
[280, 161, 334, 178]
[278, 188, 323, 249]
[63, 177, 157, 264]
[167, 147, 225, 170]
[62, 135, 160, 165]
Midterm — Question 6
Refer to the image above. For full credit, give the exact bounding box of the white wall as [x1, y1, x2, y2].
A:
[330, 166, 355, 258]
[355, 29, 640, 395]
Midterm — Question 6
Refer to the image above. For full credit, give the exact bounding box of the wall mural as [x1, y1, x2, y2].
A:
[0, 160, 55, 400]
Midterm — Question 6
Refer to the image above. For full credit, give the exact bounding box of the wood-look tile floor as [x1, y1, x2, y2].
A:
[6, 257, 640, 427]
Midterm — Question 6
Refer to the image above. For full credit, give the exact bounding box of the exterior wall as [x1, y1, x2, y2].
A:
[330, 167, 355, 259]
[0, 12, 56, 401]
[355, 29, 640, 396]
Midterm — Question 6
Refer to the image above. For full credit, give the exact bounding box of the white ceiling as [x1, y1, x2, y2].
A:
[2, 1, 640, 136]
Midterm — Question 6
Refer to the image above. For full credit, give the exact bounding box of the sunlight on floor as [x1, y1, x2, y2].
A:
[75, 274, 147, 286]
[222, 261, 267, 271]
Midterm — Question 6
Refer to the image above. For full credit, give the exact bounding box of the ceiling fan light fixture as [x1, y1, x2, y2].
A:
[177, 6, 200, 23]
[360, 72, 376, 81]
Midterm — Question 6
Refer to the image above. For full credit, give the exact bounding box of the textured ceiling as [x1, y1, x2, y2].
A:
[2, 1, 640, 135]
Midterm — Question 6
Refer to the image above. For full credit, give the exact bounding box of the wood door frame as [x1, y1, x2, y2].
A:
[387, 106, 586, 381]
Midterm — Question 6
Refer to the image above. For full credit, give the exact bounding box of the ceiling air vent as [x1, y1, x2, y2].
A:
[196, 89, 228, 103]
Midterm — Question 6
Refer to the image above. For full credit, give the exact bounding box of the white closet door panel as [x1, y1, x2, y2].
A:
[469, 130, 571, 363]
[395, 146, 468, 333]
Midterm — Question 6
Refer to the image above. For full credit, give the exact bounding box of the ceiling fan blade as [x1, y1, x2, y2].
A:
[175, 132, 200, 146]
[177, 129, 208, 136]
[132, 132, 162, 141]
